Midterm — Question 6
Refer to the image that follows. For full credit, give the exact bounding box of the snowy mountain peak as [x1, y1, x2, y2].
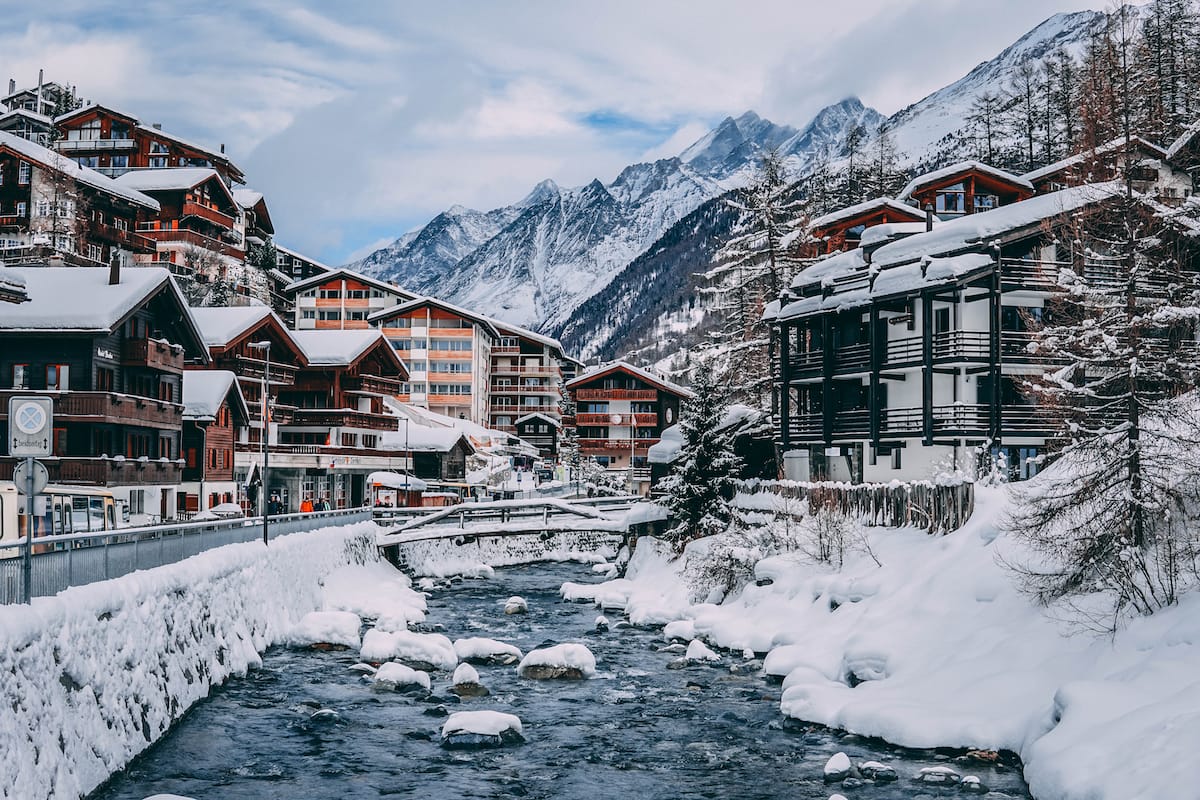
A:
[519, 178, 561, 208]
[445, 204, 473, 216]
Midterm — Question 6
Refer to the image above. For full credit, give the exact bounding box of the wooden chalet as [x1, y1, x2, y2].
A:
[566, 361, 693, 494]
[1023, 136, 1187, 199]
[1163, 125, 1200, 197]
[286, 268, 417, 330]
[180, 370, 249, 514]
[114, 167, 245, 269]
[0, 108, 53, 147]
[0, 264, 209, 522]
[897, 161, 1033, 218]
[53, 104, 245, 185]
[232, 189, 274, 249]
[770, 183, 1131, 484]
[0, 131, 160, 267]
[804, 197, 932, 257]
[514, 412, 560, 458]
[370, 296, 499, 424]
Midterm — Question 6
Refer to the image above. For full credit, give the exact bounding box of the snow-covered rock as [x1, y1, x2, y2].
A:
[450, 662, 489, 698]
[594, 615, 609, 632]
[685, 640, 720, 663]
[283, 611, 361, 650]
[663, 620, 696, 642]
[373, 662, 432, 692]
[823, 752, 851, 782]
[452, 637, 523, 665]
[858, 761, 897, 782]
[913, 765, 961, 785]
[503, 595, 528, 615]
[360, 629, 458, 671]
[518, 643, 597, 679]
[322, 562, 426, 624]
[440, 710, 524, 749]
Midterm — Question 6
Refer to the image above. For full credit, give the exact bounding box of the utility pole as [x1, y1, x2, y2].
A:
[249, 341, 271, 545]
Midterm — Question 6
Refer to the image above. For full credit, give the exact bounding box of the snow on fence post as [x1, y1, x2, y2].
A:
[736, 478, 974, 534]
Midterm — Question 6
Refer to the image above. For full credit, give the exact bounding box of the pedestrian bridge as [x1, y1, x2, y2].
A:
[374, 496, 654, 575]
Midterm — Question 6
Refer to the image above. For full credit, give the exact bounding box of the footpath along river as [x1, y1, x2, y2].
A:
[93, 561, 1032, 800]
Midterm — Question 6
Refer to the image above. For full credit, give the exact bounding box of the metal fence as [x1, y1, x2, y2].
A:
[0, 508, 371, 604]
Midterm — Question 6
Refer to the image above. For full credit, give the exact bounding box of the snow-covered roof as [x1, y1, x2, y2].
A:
[897, 160, 1033, 202]
[133, 121, 242, 173]
[232, 188, 263, 209]
[114, 167, 236, 208]
[182, 370, 247, 421]
[0, 266, 199, 338]
[859, 221, 937, 249]
[490, 320, 566, 356]
[1166, 122, 1200, 163]
[275, 243, 332, 272]
[369, 295, 501, 339]
[566, 360, 694, 398]
[367, 471, 428, 492]
[52, 102, 137, 126]
[0, 131, 159, 210]
[0, 108, 52, 126]
[189, 305, 275, 347]
[0, 269, 28, 303]
[809, 197, 930, 230]
[284, 267, 415, 299]
[1022, 136, 1167, 183]
[515, 412, 561, 428]
[379, 423, 471, 453]
[290, 329, 402, 370]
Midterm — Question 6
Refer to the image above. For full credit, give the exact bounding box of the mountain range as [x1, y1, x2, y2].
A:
[349, 9, 1108, 362]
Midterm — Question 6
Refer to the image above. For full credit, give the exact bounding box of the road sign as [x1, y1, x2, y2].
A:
[13, 459, 48, 496]
[8, 396, 53, 457]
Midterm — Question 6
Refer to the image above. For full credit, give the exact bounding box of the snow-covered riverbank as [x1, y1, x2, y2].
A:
[0, 522, 379, 800]
[572, 488, 1200, 800]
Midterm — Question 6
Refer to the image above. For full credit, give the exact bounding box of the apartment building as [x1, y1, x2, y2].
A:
[488, 323, 569, 453]
[0, 264, 210, 523]
[566, 361, 692, 495]
[286, 268, 417, 330]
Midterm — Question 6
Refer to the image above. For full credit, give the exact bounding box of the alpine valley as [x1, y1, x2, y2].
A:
[349, 10, 1109, 367]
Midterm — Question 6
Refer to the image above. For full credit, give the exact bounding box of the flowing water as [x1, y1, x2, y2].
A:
[93, 562, 1032, 800]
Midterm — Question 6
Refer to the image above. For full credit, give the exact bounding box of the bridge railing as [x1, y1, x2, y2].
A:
[0, 507, 371, 604]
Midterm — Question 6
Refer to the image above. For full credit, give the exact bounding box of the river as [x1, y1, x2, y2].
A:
[92, 562, 1032, 799]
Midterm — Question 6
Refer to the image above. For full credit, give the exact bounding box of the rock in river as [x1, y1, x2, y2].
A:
[441, 710, 524, 749]
[518, 643, 597, 679]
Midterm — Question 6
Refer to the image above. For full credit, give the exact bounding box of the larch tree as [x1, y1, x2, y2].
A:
[968, 91, 1003, 164]
[1007, 8, 1200, 627]
[659, 366, 743, 548]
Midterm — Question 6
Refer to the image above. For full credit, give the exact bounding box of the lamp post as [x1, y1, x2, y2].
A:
[248, 340, 271, 546]
[403, 415, 410, 504]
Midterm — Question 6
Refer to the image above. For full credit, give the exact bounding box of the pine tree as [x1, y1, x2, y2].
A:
[864, 121, 905, 197]
[659, 367, 743, 547]
[968, 91, 1003, 163]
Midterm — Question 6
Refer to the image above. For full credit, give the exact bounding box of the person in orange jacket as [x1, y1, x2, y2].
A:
[300, 496, 314, 513]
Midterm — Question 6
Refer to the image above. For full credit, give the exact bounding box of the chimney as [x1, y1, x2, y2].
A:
[7, 79, 14, 96]
[924, 203, 935, 232]
[152, 122, 162, 130]
[108, 252, 121, 286]
[220, 143, 225, 154]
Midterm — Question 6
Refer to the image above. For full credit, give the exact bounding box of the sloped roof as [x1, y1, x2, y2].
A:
[515, 412, 562, 428]
[809, 197, 930, 230]
[1166, 123, 1200, 163]
[182, 370, 248, 421]
[284, 266, 415, 299]
[566, 360, 694, 398]
[491, 320, 566, 357]
[0, 130, 158, 210]
[114, 167, 237, 209]
[53, 103, 138, 126]
[897, 160, 1033, 202]
[0, 266, 190, 334]
[188, 306, 275, 347]
[369, 294, 501, 339]
[275, 243, 332, 272]
[1023, 136, 1167, 183]
[290, 329, 408, 378]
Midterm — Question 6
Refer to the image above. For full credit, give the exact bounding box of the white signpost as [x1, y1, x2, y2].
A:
[8, 396, 52, 603]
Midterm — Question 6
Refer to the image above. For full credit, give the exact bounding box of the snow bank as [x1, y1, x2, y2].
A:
[360, 629, 458, 671]
[594, 489, 1200, 800]
[0, 521, 379, 800]
[518, 644, 597, 678]
[322, 561, 427, 624]
[453, 637, 523, 664]
[283, 610, 362, 649]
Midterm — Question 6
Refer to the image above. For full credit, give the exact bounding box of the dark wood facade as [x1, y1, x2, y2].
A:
[899, 162, 1033, 218]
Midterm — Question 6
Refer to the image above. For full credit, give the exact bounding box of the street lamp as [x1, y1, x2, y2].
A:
[248, 340, 271, 546]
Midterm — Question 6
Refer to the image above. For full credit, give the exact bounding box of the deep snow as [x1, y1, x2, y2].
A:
[579, 490, 1200, 800]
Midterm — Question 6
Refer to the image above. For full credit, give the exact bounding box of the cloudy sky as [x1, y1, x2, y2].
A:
[2, 1, 1106, 264]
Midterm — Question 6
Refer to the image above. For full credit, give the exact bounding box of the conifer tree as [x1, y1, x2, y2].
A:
[659, 366, 743, 547]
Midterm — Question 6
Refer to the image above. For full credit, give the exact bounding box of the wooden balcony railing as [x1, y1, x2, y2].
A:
[90, 221, 156, 253]
[232, 356, 298, 385]
[574, 413, 657, 426]
[121, 338, 185, 373]
[578, 438, 660, 451]
[182, 201, 237, 230]
[784, 403, 1058, 442]
[0, 390, 183, 429]
[343, 375, 405, 395]
[291, 408, 398, 430]
[0, 457, 182, 487]
[137, 226, 245, 259]
[574, 389, 658, 401]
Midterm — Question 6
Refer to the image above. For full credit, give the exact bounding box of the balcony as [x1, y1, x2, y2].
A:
[784, 403, 1058, 442]
[492, 346, 520, 354]
[575, 413, 657, 426]
[491, 363, 560, 376]
[56, 137, 136, 152]
[574, 389, 658, 401]
[232, 356, 298, 386]
[491, 383, 558, 395]
[122, 338, 185, 374]
[137, 226, 245, 259]
[90, 221, 156, 253]
[182, 201, 237, 230]
[343, 375, 405, 395]
[0, 390, 183, 429]
[292, 408, 398, 430]
[578, 438, 660, 451]
[0, 457, 183, 487]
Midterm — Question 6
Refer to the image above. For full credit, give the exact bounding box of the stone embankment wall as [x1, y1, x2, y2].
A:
[389, 528, 625, 576]
[0, 522, 378, 800]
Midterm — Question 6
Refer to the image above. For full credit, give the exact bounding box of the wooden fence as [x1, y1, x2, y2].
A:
[735, 479, 975, 535]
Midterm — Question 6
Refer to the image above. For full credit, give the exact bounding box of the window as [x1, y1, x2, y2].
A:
[341, 433, 358, 447]
[362, 434, 377, 448]
[17, 161, 31, 184]
[129, 490, 145, 515]
[430, 338, 471, 351]
[301, 309, 316, 320]
[46, 364, 69, 391]
[75, 156, 99, 168]
[149, 141, 169, 154]
[111, 124, 129, 139]
[974, 193, 999, 211]
[159, 436, 173, 459]
[110, 155, 128, 169]
[318, 310, 341, 321]
[52, 428, 67, 456]
[87, 243, 103, 262]
[15, 202, 24, 218]
[209, 449, 218, 468]
[12, 364, 29, 389]
[891, 448, 902, 470]
[411, 338, 427, 350]
[347, 310, 367, 321]
[409, 360, 427, 373]
[432, 360, 470, 373]
[96, 368, 114, 392]
[429, 383, 471, 395]
[148, 157, 167, 168]
[391, 338, 412, 350]
[935, 184, 965, 214]
[431, 317, 470, 328]
[319, 289, 341, 299]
